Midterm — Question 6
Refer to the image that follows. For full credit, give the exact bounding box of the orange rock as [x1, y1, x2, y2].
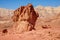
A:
[12, 4, 39, 33]
[12, 6, 25, 22]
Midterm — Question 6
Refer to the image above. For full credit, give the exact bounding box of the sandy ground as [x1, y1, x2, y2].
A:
[0, 29, 60, 40]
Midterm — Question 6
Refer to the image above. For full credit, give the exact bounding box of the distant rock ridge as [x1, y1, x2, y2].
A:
[34, 6, 60, 30]
[12, 4, 39, 33]
[0, 8, 14, 21]
[35, 6, 60, 21]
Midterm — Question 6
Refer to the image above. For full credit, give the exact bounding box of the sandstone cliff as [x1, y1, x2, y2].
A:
[12, 4, 39, 33]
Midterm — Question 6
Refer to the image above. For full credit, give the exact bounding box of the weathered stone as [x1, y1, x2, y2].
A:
[12, 4, 38, 33]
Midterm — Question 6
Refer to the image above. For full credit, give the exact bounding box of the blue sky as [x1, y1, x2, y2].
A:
[0, 0, 60, 10]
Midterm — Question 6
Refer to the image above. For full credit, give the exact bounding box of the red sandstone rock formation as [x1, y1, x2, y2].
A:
[12, 4, 39, 33]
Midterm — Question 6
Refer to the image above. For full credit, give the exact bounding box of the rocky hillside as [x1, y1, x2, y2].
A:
[0, 4, 60, 40]
[0, 8, 14, 31]
[35, 6, 60, 30]
[35, 6, 60, 21]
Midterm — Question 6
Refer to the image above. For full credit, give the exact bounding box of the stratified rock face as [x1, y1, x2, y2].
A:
[12, 4, 38, 33]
